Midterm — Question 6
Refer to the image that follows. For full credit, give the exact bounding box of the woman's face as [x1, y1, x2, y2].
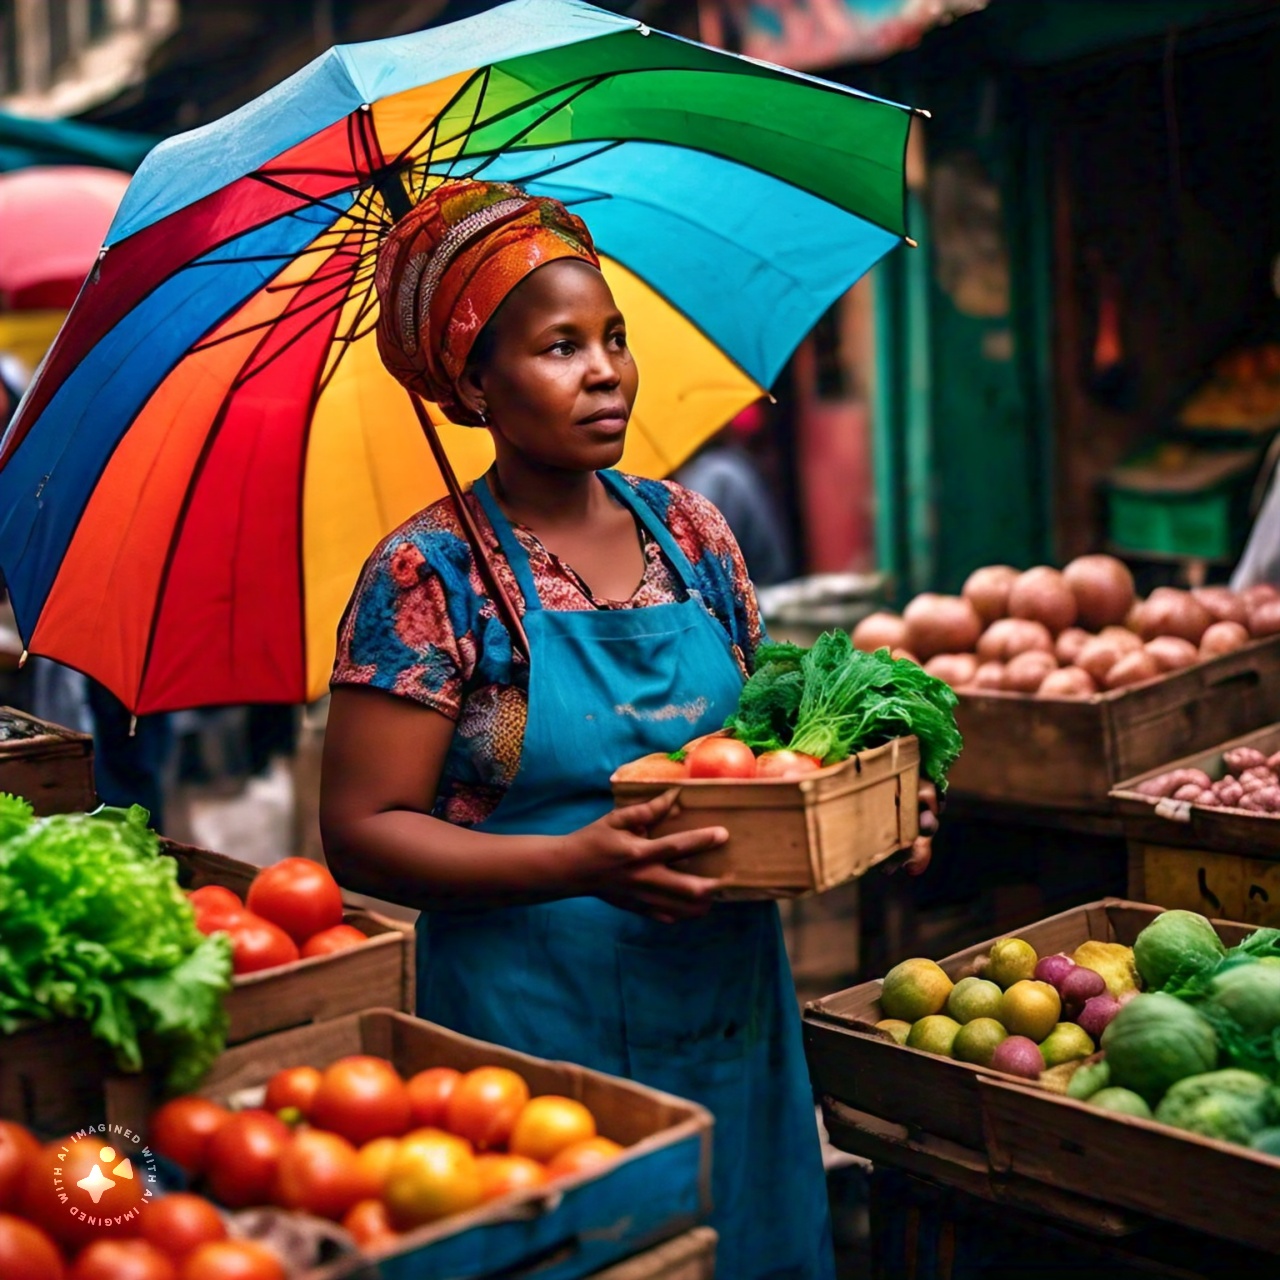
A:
[461, 259, 638, 472]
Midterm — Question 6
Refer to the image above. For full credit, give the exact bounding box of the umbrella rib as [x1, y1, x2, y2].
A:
[191, 267, 361, 355]
[456, 139, 624, 187]
[234, 281, 360, 389]
[387, 65, 491, 173]
[248, 172, 363, 222]
[438, 65, 494, 181]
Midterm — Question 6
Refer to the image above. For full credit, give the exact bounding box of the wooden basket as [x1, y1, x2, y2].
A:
[1112, 723, 1280, 926]
[0, 706, 95, 815]
[110, 1009, 712, 1280]
[946, 636, 1280, 811]
[610, 736, 920, 899]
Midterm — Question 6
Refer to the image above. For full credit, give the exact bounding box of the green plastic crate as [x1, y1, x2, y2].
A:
[1107, 485, 1240, 561]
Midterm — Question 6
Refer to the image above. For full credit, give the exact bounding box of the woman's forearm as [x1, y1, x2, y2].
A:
[323, 808, 575, 912]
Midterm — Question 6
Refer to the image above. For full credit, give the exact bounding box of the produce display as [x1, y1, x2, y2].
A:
[614, 629, 962, 787]
[146, 1056, 625, 1267]
[853, 558, 1278, 699]
[1178, 341, 1280, 430]
[0, 795, 232, 1091]
[874, 909, 1280, 1152]
[188, 858, 374, 975]
[1131, 745, 1280, 816]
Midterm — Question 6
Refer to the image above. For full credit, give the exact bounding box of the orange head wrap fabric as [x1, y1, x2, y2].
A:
[374, 179, 600, 425]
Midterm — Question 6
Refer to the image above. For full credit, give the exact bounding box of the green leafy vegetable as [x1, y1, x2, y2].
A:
[726, 632, 963, 787]
[0, 802, 232, 1091]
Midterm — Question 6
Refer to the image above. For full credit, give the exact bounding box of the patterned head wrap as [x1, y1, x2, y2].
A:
[374, 180, 600, 425]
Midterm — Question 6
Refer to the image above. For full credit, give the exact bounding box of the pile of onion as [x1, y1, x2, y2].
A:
[856, 554, 1268, 699]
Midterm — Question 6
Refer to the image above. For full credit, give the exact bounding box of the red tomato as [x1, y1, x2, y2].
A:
[138, 1194, 226, 1260]
[149, 1097, 231, 1175]
[0, 1121, 39, 1211]
[71, 1240, 176, 1280]
[444, 1067, 530, 1151]
[687, 737, 757, 779]
[299, 924, 367, 959]
[341, 1198, 397, 1249]
[263, 1066, 322, 1119]
[246, 858, 344, 946]
[310, 1056, 412, 1147]
[755, 750, 823, 779]
[545, 1136, 625, 1180]
[204, 1111, 290, 1210]
[353, 1137, 399, 1200]
[178, 1240, 284, 1280]
[273, 1129, 363, 1221]
[20, 1134, 144, 1251]
[0, 1213, 65, 1280]
[224, 913, 299, 975]
[406, 1067, 461, 1129]
[186, 886, 244, 934]
[475, 1153, 549, 1202]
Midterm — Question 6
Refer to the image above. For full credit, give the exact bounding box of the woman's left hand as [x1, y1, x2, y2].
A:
[890, 780, 939, 877]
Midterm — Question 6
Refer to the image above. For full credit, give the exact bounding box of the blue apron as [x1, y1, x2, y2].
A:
[417, 471, 834, 1279]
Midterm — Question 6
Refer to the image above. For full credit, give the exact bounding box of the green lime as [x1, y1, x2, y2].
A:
[881, 958, 954, 1022]
[952, 1017, 1008, 1066]
[906, 1014, 962, 1058]
[947, 976, 1004, 1024]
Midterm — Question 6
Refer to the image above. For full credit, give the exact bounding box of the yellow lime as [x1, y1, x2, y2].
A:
[874, 1019, 912, 1045]
[906, 1014, 962, 1058]
[952, 1017, 1008, 1066]
[881, 958, 954, 1022]
[1039, 1022, 1095, 1068]
[987, 938, 1039, 989]
[946, 976, 1004, 1024]
[999, 980, 1061, 1042]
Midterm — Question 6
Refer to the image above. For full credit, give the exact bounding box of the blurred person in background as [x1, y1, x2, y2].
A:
[676, 400, 795, 586]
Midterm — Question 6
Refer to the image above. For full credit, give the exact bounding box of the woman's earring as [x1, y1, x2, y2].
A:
[478, 407, 488, 425]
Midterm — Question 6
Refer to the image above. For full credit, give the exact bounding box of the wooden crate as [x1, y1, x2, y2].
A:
[803, 898, 1252, 1150]
[0, 705, 95, 815]
[163, 839, 415, 1043]
[111, 1009, 713, 1280]
[1113, 723, 1280, 925]
[585, 1229, 715, 1280]
[946, 636, 1280, 810]
[611, 736, 919, 899]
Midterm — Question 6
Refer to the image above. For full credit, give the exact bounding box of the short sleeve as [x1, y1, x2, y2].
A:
[331, 531, 472, 719]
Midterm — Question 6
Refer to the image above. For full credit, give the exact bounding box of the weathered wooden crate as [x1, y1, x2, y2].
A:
[803, 899, 1251, 1150]
[1113, 723, 1280, 925]
[163, 839, 415, 1043]
[0, 705, 95, 814]
[611, 736, 919, 899]
[947, 637, 1280, 810]
[112, 1009, 713, 1280]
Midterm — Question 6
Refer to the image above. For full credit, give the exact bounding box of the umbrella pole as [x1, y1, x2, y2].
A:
[407, 393, 531, 664]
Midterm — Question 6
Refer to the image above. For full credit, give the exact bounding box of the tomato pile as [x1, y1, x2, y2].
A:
[148, 1056, 624, 1252]
[0, 1116, 281, 1279]
[189, 858, 370, 976]
[613, 732, 824, 784]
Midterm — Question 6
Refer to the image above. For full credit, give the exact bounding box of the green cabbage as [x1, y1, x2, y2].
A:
[0, 799, 232, 1091]
[1154, 1069, 1277, 1145]
[1101, 993, 1218, 1104]
[1197, 963, 1280, 1080]
[1133, 909, 1226, 992]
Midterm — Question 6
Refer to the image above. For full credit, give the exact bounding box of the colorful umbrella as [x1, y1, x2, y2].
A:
[0, 0, 915, 714]
[0, 166, 131, 310]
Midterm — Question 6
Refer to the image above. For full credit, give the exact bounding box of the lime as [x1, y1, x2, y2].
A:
[1091, 1087, 1153, 1119]
[947, 976, 1004, 1024]
[987, 938, 1039, 989]
[881, 958, 954, 1022]
[999, 980, 1061, 1042]
[952, 1017, 1008, 1066]
[906, 1014, 962, 1058]
[874, 1019, 912, 1045]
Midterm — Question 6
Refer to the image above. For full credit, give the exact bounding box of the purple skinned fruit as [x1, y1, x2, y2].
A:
[1059, 965, 1106, 1010]
[1076, 993, 1122, 1040]
[989, 1036, 1045, 1080]
[1034, 954, 1076, 990]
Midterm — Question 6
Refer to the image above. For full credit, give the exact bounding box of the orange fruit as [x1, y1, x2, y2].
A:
[444, 1067, 529, 1151]
[383, 1130, 483, 1229]
[545, 1136, 625, 1180]
[509, 1096, 596, 1164]
[353, 1137, 400, 1200]
[475, 1154, 549, 1202]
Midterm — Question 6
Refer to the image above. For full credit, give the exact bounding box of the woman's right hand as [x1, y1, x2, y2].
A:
[560, 789, 729, 923]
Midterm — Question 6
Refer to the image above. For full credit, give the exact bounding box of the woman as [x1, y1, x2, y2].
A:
[321, 180, 834, 1276]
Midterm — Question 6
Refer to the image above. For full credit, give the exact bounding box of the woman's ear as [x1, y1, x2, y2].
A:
[456, 362, 487, 421]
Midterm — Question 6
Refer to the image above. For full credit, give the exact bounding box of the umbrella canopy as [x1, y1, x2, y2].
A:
[0, 166, 130, 309]
[0, 0, 914, 714]
[0, 111, 156, 174]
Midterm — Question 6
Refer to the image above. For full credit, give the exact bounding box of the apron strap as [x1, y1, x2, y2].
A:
[471, 473, 544, 612]
[599, 470, 702, 595]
